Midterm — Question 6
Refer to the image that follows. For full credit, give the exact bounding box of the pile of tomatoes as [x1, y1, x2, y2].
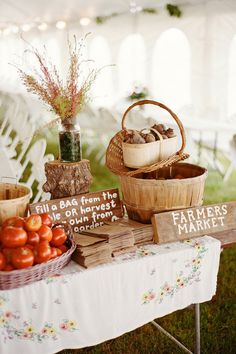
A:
[0, 213, 69, 271]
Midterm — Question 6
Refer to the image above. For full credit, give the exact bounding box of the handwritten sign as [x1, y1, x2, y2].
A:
[151, 201, 236, 244]
[29, 189, 124, 233]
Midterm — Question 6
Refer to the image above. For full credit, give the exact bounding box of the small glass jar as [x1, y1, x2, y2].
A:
[58, 117, 82, 162]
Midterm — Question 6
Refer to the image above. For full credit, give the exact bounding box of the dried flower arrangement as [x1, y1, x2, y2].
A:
[18, 34, 97, 123]
[17, 34, 99, 162]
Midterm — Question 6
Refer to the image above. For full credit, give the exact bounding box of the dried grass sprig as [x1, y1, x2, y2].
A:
[17, 35, 99, 123]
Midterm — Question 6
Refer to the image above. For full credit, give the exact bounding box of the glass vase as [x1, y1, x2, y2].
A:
[58, 117, 82, 162]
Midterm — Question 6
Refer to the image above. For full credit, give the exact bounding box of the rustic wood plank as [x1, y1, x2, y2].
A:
[212, 229, 236, 248]
[29, 188, 124, 233]
[152, 202, 236, 244]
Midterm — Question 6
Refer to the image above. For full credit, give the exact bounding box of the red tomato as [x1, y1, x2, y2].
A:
[11, 247, 34, 269]
[55, 248, 62, 256]
[38, 225, 52, 242]
[3, 264, 14, 272]
[50, 247, 58, 259]
[25, 214, 42, 232]
[58, 245, 68, 254]
[40, 213, 53, 227]
[51, 228, 67, 247]
[2, 217, 25, 229]
[0, 252, 6, 270]
[25, 244, 34, 251]
[1, 227, 27, 248]
[34, 241, 51, 264]
[2, 248, 13, 264]
[27, 231, 40, 246]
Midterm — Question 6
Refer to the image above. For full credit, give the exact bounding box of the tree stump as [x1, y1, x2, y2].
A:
[43, 160, 93, 199]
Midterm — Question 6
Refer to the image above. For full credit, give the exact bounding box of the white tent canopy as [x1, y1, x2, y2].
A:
[0, 1, 204, 24]
[0, 0, 236, 122]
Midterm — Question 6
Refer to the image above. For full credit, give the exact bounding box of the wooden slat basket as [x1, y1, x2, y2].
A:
[106, 99, 189, 177]
[0, 183, 31, 225]
[120, 163, 208, 223]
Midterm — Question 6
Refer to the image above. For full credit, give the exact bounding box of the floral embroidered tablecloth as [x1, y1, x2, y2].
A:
[0, 236, 221, 354]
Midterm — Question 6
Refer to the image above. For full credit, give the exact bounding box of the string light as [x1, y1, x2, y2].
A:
[56, 21, 66, 29]
[21, 24, 32, 32]
[38, 23, 48, 31]
[129, 1, 142, 14]
[0, 4, 177, 35]
[3, 28, 11, 36]
[11, 25, 19, 34]
[80, 17, 91, 26]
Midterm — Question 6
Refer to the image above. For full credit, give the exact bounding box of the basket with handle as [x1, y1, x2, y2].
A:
[0, 223, 76, 290]
[106, 99, 189, 177]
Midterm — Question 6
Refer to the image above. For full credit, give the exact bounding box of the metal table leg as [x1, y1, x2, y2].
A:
[151, 303, 201, 354]
[151, 320, 193, 353]
[194, 303, 201, 354]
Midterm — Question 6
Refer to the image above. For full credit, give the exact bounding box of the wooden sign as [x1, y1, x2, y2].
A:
[29, 189, 124, 233]
[152, 201, 236, 244]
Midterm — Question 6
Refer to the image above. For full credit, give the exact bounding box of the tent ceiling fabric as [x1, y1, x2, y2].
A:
[0, 0, 206, 25]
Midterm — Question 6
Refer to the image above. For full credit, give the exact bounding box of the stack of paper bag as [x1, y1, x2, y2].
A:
[72, 233, 112, 268]
[105, 218, 153, 246]
[81, 224, 136, 256]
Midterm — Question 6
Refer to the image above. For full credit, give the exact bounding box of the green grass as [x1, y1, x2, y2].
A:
[44, 138, 236, 354]
[204, 169, 236, 204]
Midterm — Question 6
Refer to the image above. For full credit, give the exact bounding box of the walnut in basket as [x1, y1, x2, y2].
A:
[124, 130, 146, 144]
[124, 124, 176, 144]
[145, 133, 156, 143]
[152, 123, 165, 134]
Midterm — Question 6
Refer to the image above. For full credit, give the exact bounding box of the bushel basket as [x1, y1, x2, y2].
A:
[0, 182, 31, 225]
[120, 163, 208, 223]
[0, 224, 76, 290]
[106, 99, 189, 177]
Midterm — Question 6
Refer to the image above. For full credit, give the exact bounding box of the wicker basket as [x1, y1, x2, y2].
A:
[0, 182, 31, 225]
[120, 163, 208, 223]
[106, 100, 189, 177]
[0, 224, 76, 290]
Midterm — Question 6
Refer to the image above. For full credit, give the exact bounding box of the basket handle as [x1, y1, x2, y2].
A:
[121, 99, 186, 154]
[149, 128, 163, 141]
[140, 128, 164, 141]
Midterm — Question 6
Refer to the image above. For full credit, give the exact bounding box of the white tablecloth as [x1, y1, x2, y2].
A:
[0, 236, 221, 354]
